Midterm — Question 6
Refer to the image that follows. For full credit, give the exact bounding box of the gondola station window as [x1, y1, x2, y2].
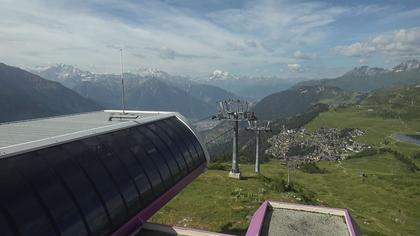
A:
[0, 110, 209, 236]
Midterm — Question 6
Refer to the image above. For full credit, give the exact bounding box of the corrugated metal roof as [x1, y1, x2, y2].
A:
[0, 110, 178, 158]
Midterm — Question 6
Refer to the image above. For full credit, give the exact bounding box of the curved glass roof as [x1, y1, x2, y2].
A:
[0, 115, 207, 236]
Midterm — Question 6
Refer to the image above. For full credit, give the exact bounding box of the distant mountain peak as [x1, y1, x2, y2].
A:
[40, 64, 93, 80]
[392, 59, 420, 73]
[344, 66, 389, 77]
[136, 67, 169, 78]
[51, 63, 84, 73]
[209, 70, 239, 81]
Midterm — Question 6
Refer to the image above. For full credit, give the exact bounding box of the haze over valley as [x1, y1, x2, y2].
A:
[1, 0, 420, 235]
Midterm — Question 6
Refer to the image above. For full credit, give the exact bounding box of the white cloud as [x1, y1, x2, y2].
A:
[359, 58, 368, 64]
[333, 27, 420, 59]
[156, 47, 216, 60]
[333, 42, 376, 57]
[0, 0, 413, 77]
[288, 63, 303, 73]
[0, 0, 244, 75]
[244, 39, 258, 48]
[224, 42, 246, 51]
[208, 1, 347, 49]
[293, 50, 316, 60]
[159, 47, 176, 60]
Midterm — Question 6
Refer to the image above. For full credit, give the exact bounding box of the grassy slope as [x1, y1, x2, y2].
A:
[150, 87, 420, 236]
[149, 162, 298, 235]
[304, 102, 420, 235]
[305, 105, 420, 166]
[301, 157, 420, 236]
[149, 156, 420, 235]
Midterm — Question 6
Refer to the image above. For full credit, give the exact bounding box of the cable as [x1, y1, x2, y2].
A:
[191, 115, 215, 125]
[205, 128, 234, 145]
[204, 125, 251, 145]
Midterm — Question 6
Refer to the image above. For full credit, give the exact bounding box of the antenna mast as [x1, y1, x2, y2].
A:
[120, 48, 126, 114]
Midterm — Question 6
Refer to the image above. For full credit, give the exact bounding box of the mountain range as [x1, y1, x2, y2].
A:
[0, 63, 101, 123]
[293, 59, 420, 92]
[253, 59, 420, 120]
[200, 70, 296, 100]
[204, 59, 420, 159]
[35, 64, 238, 119]
[1, 58, 419, 123]
[253, 85, 362, 120]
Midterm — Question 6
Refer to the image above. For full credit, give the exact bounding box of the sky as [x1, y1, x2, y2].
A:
[1, 0, 420, 78]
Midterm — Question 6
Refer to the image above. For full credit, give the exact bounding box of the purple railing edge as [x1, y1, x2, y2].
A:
[245, 201, 362, 236]
[173, 225, 234, 236]
[245, 200, 269, 236]
[344, 209, 362, 236]
[111, 163, 206, 236]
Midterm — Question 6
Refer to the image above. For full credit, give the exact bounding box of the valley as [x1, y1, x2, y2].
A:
[152, 85, 420, 236]
[1, 59, 419, 236]
[2, 2, 420, 236]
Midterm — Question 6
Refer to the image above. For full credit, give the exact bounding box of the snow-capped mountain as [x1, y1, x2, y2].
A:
[293, 59, 420, 92]
[37, 64, 94, 81]
[344, 66, 389, 77]
[33, 64, 240, 119]
[392, 59, 420, 72]
[204, 70, 295, 99]
[136, 68, 169, 79]
[209, 70, 239, 81]
[34, 64, 100, 89]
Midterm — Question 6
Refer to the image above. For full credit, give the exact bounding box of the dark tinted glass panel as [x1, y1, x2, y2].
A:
[158, 120, 194, 171]
[128, 131, 165, 196]
[17, 152, 87, 236]
[165, 118, 201, 168]
[173, 118, 206, 164]
[110, 129, 154, 205]
[0, 211, 16, 236]
[149, 122, 188, 177]
[0, 157, 56, 236]
[93, 135, 141, 217]
[63, 141, 126, 230]
[40, 147, 109, 236]
[144, 124, 183, 181]
[134, 127, 173, 188]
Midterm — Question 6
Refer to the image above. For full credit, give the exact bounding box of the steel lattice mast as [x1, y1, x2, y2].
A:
[213, 99, 257, 179]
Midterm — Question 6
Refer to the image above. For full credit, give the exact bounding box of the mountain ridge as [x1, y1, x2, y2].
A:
[293, 59, 420, 92]
[0, 63, 102, 123]
[253, 85, 358, 120]
[35, 64, 238, 119]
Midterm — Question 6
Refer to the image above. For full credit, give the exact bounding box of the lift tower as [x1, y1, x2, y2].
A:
[246, 120, 272, 173]
[214, 99, 257, 179]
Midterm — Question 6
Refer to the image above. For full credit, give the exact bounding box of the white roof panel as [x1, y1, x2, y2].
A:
[0, 110, 178, 158]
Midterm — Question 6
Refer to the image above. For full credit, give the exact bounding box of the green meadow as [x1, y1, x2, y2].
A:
[150, 89, 420, 236]
[150, 156, 420, 235]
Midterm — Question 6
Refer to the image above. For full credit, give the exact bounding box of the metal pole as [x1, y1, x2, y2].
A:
[255, 130, 260, 173]
[232, 113, 239, 173]
[286, 154, 290, 186]
[120, 48, 126, 114]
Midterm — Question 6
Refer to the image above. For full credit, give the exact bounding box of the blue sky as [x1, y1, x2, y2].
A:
[1, 0, 419, 78]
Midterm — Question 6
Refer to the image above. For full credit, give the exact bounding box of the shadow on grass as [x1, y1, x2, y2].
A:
[220, 222, 247, 236]
[241, 176, 258, 180]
